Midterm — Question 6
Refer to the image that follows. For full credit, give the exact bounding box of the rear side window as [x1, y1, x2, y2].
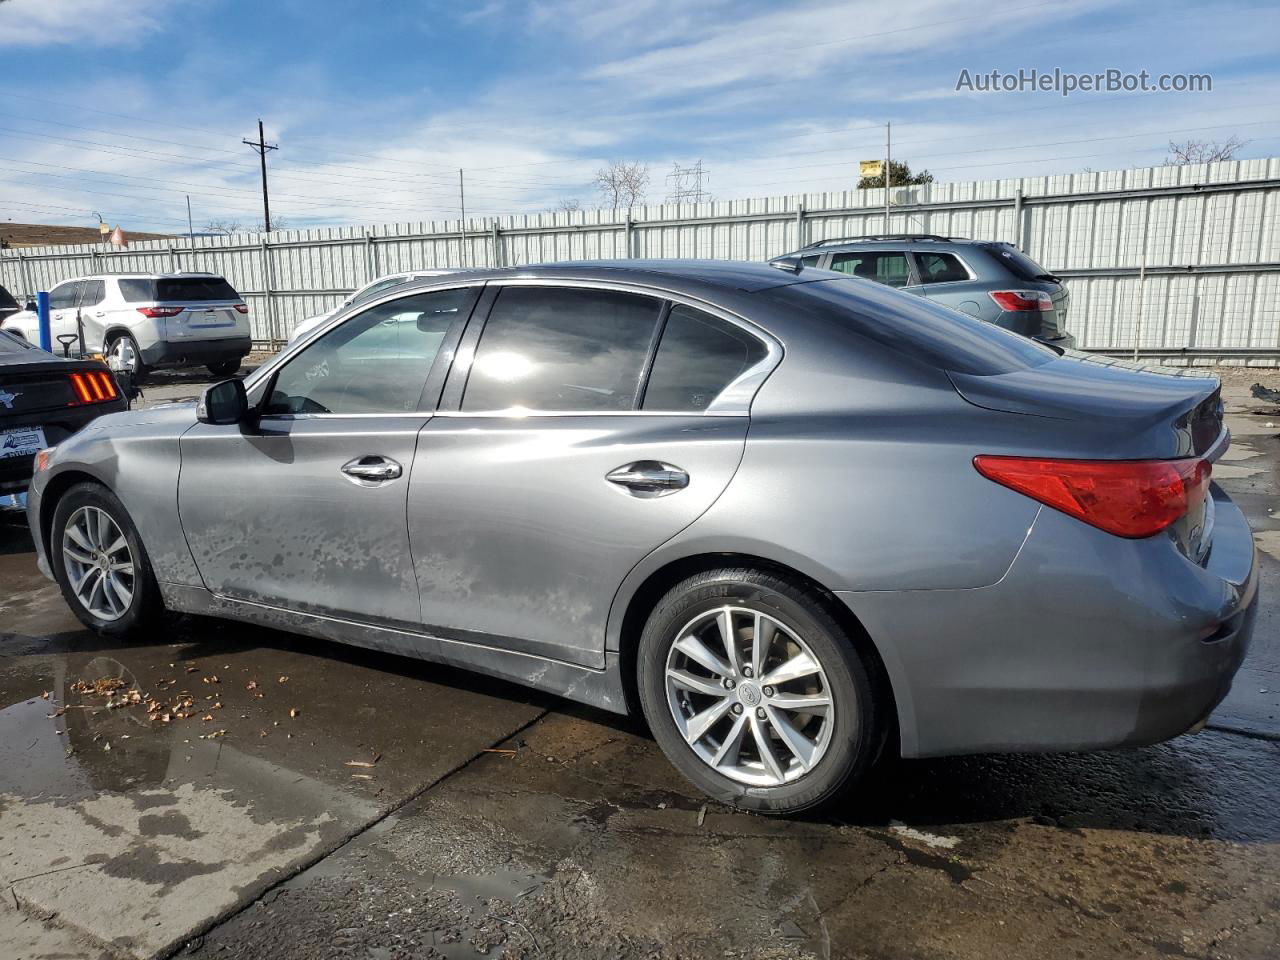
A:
[642, 306, 767, 412]
[914, 253, 970, 284]
[462, 287, 663, 413]
[829, 251, 912, 287]
[983, 244, 1057, 282]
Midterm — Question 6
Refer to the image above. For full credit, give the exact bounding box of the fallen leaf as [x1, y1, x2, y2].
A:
[350, 773, 374, 781]
[41, 691, 50, 700]
[289, 708, 299, 718]
[185, 666, 198, 674]
[246, 680, 259, 690]
[345, 760, 378, 768]
[201, 714, 215, 722]
[278, 676, 289, 684]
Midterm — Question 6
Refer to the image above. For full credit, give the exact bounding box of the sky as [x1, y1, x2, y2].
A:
[0, 0, 1277, 234]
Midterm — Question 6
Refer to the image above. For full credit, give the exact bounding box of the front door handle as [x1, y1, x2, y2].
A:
[341, 455, 403, 484]
[606, 461, 689, 498]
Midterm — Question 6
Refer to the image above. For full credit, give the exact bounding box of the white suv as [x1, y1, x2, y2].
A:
[0, 272, 252, 379]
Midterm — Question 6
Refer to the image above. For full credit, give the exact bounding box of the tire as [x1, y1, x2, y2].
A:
[50, 482, 163, 637]
[638, 568, 883, 815]
[105, 333, 148, 383]
[206, 358, 241, 377]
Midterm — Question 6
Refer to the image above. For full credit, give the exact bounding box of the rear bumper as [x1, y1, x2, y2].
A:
[841, 484, 1257, 758]
[141, 335, 251, 368]
[0, 401, 127, 495]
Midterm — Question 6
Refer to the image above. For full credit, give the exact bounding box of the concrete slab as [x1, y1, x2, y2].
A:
[0, 525, 546, 958]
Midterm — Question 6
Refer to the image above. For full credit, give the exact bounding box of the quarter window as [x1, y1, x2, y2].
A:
[643, 306, 767, 412]
[263, 287, 477, 416]
[915, 253, 970, 284]
[829, 251, 912, 287]
[461, 286, 663, 413]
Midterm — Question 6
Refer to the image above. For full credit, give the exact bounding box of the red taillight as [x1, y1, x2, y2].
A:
[67, 371, 120, 406]
[973, 455, 1211, 539]
[233, 303, 249, 314]
[989, 290, 1053, 312]
[137, 306, 183, 318]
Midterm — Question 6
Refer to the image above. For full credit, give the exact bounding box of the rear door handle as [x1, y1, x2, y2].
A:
[606, 461, 689, 498]
[341, 455, 403, 484]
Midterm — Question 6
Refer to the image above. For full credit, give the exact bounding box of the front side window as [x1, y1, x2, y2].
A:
[642, 306, 768, 412]
[829, 251, 912, 287]
[264, 287, 477, 416]
[462, 286, 663, 413]
[914, 253, 970, 284]
[49, 282, 80, 310]
[799, 254, 823, 268]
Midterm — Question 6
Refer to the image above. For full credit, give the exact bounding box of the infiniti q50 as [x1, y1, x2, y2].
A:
[24, 260, 1255, 814]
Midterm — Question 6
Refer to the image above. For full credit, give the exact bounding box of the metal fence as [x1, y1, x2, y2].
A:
[4, 156, 1280, 363]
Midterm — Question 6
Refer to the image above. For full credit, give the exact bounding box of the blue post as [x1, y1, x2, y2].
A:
[36, 291, 51, 353]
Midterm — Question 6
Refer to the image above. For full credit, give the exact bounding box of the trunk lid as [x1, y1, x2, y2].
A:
[950, 354, 1224, 563]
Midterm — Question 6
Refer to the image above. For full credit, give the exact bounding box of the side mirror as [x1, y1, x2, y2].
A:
[197, 379, 248, 425]
[24, 300, 35, 312]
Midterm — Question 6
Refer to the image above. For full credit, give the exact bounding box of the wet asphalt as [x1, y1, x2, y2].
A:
[1, 367, 1279, 960]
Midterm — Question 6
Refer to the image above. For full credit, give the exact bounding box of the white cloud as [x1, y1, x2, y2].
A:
[0, 0, 177, 48]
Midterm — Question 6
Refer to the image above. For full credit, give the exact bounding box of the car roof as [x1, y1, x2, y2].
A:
[398, 259, 823, 294]
[53, 272, 229, 282]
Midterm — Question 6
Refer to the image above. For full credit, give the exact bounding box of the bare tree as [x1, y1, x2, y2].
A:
[204, 218, 243, 236]
[1164, 136, 1248, 165]
[555, 198, 582, 214]
[256, 217, 289, 232]
[594, 161, 650, 213]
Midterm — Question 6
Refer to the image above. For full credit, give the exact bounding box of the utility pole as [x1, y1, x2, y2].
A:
[458, 168, 468, 267]
[186, 195, 194, 243]
[885, 121, 891, 233]
[242, 119, 278, 232]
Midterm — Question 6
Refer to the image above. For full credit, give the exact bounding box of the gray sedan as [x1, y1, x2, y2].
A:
[24, 260, 1256, 814]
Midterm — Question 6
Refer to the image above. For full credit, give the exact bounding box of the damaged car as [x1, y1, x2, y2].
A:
[23, 260, 1256, 814]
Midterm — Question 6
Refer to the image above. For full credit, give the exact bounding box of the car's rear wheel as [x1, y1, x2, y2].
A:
[206, 358, 241, 377]
[638, 567, 883, 814]
[106, 333, 148, 383]
[51, 482, 163, 636]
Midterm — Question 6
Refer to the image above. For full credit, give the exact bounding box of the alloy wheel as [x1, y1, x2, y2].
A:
[108, 336, 139, 375]
[664, 605, 834, 787]
[61, 505, 135, 621]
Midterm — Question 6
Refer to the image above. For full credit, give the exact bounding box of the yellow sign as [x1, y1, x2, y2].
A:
[859, 160, 883, 178]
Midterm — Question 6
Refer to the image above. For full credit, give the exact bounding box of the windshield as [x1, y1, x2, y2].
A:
[0, 328, 32, 353]
[984, 244, 1058, 282]
[119, 277, 242, 302]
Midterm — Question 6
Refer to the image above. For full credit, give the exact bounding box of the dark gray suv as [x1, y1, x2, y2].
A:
[773, 235, 1073, 350]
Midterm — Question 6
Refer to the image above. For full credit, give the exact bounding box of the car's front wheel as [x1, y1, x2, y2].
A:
[50, 482, 163, 636]
[638, 568, 884, 814]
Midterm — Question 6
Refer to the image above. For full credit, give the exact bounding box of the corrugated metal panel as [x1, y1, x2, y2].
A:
[3, 156, 1279, 358]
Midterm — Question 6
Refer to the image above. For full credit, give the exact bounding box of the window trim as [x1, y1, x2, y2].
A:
[437, 277, 780, 418]
[909, 251, 976, 286]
